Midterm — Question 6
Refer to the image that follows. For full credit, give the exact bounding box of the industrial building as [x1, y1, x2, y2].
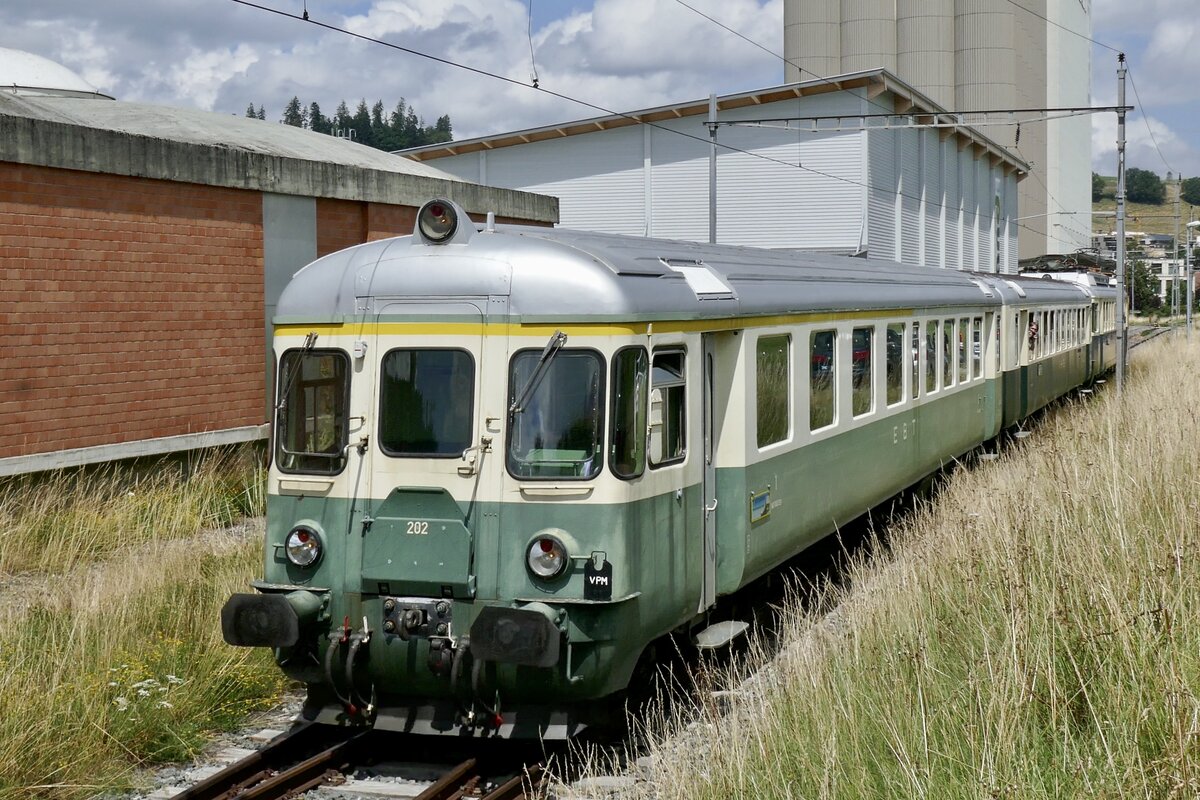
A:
[403, 69, 1028, 273]
[0, 47, 556, 477]
[783, 0, 1092, 259]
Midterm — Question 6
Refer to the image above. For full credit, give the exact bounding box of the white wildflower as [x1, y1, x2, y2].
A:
[113, 697, 129, 711]
[157, 701, 173, 709]
[136, 688, 151, 698]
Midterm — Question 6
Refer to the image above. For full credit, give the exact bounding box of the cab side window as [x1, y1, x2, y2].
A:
[610, 347, 648, 479]
[649, 350, 686, 467]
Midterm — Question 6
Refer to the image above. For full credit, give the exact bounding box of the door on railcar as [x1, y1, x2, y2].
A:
[700, 333, 718, 612]
[359, 299, 488, 605]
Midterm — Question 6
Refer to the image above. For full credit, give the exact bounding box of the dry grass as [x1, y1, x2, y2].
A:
[0, 450, 265, 575]
[585, 334, 1200, 799]
[0, 449, 287, 799]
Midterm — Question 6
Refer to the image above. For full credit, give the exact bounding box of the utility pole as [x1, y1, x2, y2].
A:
[1188, 220, 1197, 339]
[708, 94, 717, 245]
[1174, 173, 1181, 316]
[1115, 53, 1128, 393]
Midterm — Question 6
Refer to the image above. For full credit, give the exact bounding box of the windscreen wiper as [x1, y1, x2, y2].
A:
[510, 330, 567, 414]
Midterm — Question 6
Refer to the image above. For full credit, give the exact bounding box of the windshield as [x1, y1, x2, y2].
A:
[275, 349, 349, 474]
[507, 349, 604, 480]
[379, 348, 474, 457]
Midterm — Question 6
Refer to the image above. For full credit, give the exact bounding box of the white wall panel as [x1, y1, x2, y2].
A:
[899, 127, 921, 265]
[867, 129, 896, 261]
[486, 127, 644, 235]
[424, 152, 480, 183]
[921, 129, 942, 268]
[959, 148, 976, 271]
[942, 138, 958, 268]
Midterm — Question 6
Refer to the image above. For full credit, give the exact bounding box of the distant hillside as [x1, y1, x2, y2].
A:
[1092, 175, 1194, 237]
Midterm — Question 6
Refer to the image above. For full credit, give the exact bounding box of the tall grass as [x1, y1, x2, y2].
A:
[0, 449, 265, 574]
[605, 334, 1200, 798]
[0, 449, 287, 799]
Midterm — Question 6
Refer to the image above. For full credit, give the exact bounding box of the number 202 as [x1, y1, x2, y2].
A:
[406, 521, 429, 535]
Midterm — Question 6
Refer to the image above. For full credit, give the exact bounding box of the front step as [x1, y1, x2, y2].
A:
[693, 620, 749, 650]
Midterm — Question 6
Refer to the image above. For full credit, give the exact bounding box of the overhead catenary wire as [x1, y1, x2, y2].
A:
[1124, 65, 1174, 177]
[226, 0, 1051, 235]
[1001, 0, 1122, 53]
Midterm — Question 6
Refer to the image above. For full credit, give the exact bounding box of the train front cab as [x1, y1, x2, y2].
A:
[225, 301, 737, 736]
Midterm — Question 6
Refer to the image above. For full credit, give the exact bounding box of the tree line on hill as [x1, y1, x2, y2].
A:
[1093, 168, 1200, 206]
[244, 97, 452, 152]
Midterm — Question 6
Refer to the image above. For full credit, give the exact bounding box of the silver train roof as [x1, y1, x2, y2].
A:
[277, 207, 1093, 323]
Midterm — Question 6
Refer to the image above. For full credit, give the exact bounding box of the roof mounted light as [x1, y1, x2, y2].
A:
[417, 198, 458, 243]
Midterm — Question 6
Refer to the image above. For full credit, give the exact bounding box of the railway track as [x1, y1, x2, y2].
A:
[169, 724, 548, 800]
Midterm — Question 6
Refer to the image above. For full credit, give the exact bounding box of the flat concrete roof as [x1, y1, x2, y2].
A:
[0, 92, 557, 223]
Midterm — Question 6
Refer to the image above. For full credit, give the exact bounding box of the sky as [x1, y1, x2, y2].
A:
[1, 0, 1195, 179]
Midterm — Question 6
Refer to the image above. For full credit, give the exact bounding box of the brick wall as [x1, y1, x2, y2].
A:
[0, 163, 265, 458]
[1, 166, 552, 464]
[317, 199, 551, 257]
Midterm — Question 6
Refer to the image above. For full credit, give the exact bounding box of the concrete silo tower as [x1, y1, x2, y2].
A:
[784, 0, 1091, 260]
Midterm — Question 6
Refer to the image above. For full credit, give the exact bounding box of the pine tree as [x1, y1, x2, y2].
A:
[245, 102, 258, 119]
[352, 99, 372, 146]
[333, 101, 352, 138]
[281, 96, 304, 127]
[308, 102, 329, 134]
[256, 105, 265, 120]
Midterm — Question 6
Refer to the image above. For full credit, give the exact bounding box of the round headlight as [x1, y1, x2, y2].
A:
[417, 199, 458, 243]
[527, 536, 568, 579]
[285, 525, 322, 568]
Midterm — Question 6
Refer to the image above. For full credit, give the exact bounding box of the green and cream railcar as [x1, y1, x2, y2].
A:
[222, 199, 1099, 738]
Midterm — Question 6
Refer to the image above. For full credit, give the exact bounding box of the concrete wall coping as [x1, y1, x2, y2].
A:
[0, 112, 558, 223]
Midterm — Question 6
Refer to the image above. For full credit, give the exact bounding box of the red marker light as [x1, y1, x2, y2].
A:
[539, 538, 554, 553]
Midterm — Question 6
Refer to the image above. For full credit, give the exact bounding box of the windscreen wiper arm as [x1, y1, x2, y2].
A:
[510, 330, 567, 414]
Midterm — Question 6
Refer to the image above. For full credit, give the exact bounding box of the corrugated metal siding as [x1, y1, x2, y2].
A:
[940, 140, 960, 268]
[977, 160, 995, 272]
[650, 96, 864, 249]
[1003, 172, 1018, 273]
[715, 127, 862, 249]
[422, 152, 480, 183]
[649, 122, 710, 243]
[921, 129, 942, 268]
[487, 127, 644, 234]
[866, 129, 896, 261]
[959, 148, 976, 271]
[899, 127, 921, 265]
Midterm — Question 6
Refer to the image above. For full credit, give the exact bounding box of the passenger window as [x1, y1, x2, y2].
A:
[942, 320, 954, 387]
[958, 317, 969, 383]
[886, 323, 904, 405]
[925, 321, 938, 393]
[649, 351, 686, 467]
[379, 349, 474, 457]
[610, 347, 648, 479]
[852, 326, 873, 417]
[971, 317, 982, 379]
[810, 330, 836, 431]
[910, 323, 920, 399]
[756, 335, 790, 447]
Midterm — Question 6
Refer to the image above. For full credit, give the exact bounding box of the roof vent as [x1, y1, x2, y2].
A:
[660, 258, 735, 300]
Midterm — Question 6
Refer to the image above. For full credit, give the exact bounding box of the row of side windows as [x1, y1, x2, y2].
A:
[1021, 306, 1089, 362]
[753, 316, 991, 447]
